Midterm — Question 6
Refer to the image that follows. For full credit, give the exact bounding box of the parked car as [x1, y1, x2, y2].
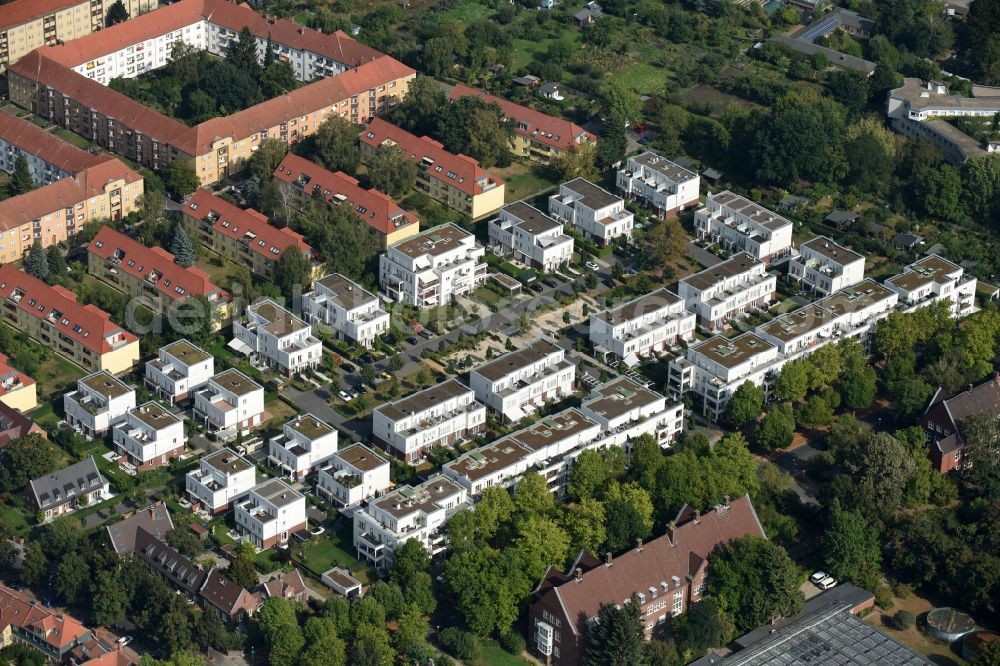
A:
[603, 278, 616, 288]
[406, 336, 419, 345]
[586, 261, 600, 272]
[818, 576, 838, 590]
[338, 390, 352, 402]
[419, 329, 434, 340]
[359, 353, 376, 364]
[529, 282, 544, 293]
[117, 637, 133, 646]
[347, 388, 359, 399]
[340, 362, 357, 373]
[543, 278, 559, 288]
[810, 571, 828, 585]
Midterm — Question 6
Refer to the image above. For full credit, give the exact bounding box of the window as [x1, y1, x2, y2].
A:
[672, 591, 683, 616]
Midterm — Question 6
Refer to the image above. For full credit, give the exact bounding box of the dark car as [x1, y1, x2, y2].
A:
[406, 336, 419, 345]
[529, 282, 544, 293]
[603, 278, 616, 288]
[340, 362, 357, 373]
[359, 353, 376, 364]
[543, 278, 559, 288]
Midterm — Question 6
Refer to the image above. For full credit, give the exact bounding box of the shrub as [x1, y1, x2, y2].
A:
[889, 610, 915, 630]
[439, 627, 480, 661]
[499, 630, 526, 655]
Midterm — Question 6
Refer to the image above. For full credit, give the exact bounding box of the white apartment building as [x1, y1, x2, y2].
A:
[63, 371, 136, 438]
[548, 178, 634, 245]
[69, 21, 208, 85]
[615, 152, 701, 218]
[111, 401, 186, 473]
[488, 202, 574, 272]
[589, 289, 696, 364]
[268, 414, 338, 480]
[677, 253, 777, 331]
[185, 449, 257, 514]
[232, 300, 322, 377]
[145, 339, 214, 403]
[373, 379, 486, 462]
[886, 255, 977, 317]
[379, 223, 487, 308]
[353, 475, 468, 569]
[235, 479, 307, 549]
[443, 408, 601, 495]
[579, 377, 685, 449]
[694, 191, 793, 262]
[469, 340, 576, 422]
[303, 274, 389, 348]
[193, 369, 265, 437]
[316, 443, 391, 507]
[789, 236, 865, 295]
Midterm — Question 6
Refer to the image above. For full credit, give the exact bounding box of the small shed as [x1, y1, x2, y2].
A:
[778, 195, 809, 212]
[189, 522, 209, 541]
[322, 567, 364, 598]
[824, 209, 859, 228]
[513, 75, 540, 88]
[892, 233, 924, 250]
[702, 167, 724, 184]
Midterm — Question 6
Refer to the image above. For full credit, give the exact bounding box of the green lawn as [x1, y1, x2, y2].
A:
[34, 354, 85, 402]
[495, 162, 560, 202]
[611, 61, 666, 96]
[476, 640, 532, 665]
[437, 0, 496, 23]
[470, 286, 504, 307]
[297, 529, 365, 579]
[511, 34, 581, 70]
[0, 506, 31, 536]
[52, 127, 93, 149]
[28, 401, 60, 429]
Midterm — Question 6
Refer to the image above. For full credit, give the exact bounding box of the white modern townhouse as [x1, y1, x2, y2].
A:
[579, 376, 685, 449]
[469, 340, 576, 422]
[677, 253, 777, 331]
[379, 223, 487, 308]
[193, 369, 265, 437]
[886, 255, 977, 317]
[589, 289, 696, 365]
[694, 191, 793, 262]
[353, 475, 469, 569]
[615, 152, 701, 218]
[185, 449, 257, 515]
[268, 414, 339, 480]
[232, 299, 322, 377]
[316, 443, 391, 507]
[303, 274, 390, 349]
[548, 178, 634, 245]
[63, 371, 136, 438]
[145, 339, 215, 403]
[235, 479, 307, 549]
[372, 379, 486, 463]
[488, 201, 574, 272]
[111, 401, 186, 472]
[788, 236, 866, 295]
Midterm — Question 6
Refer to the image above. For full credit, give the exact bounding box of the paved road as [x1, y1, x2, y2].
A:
[772, 442, 823, 506]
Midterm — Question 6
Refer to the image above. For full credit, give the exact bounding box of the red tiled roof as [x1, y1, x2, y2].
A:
[0, 157, 142, 232]
[42, 0, 383, 69]
[88, 226, 229, 304]
[541, 496, 765, 633]
[0, 264, 138, 354]
[200, 568, 259, 617]
[449, 84, 597, 152]
[0, 584, 90, 650]
[359, 118, 503, 197]
[0, 111, 102, 174]
[0, 401, 45, 447]
[0, 0, 85, 31]
[273, 153, 417, 236]
[0, 352, 35, 399]
[183, 189, 314, 261]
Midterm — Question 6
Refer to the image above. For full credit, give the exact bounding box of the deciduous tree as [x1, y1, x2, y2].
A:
[367, 144, 417, 198]
[709, 537, 803, 632]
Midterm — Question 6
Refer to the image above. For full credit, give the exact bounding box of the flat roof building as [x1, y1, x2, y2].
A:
[678, 253, 777, 331]
[303, 274, 389, 349]
[549, 178, 634, 246]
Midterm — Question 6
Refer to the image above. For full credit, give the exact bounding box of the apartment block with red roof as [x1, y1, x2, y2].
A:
[87, 226, 232, 329]
[0, 0, 156, 73]
[273, 153, 419, 248]
[0, 583, 92, 660]
[449, 84, 597, 165]
[180, 189, 319, 280]
[0, 265, 140, 373]
[358, 118, 506, 219]
[528, 495, 765, 665]
[0, 352, 37, 413]
[0, 157, 144, 265]
[6, 0, 415, 186]
[0, 112, 102, 185]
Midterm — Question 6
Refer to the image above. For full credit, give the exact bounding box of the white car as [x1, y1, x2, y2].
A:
[586, 261, 600, 271]
[117, 637, 133, 646]
[810, 571, 827, 585]
[818, 576, 838, 590]
[338, 390, 352, 402]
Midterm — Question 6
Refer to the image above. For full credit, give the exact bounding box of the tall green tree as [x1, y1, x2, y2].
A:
[366, 144, 417, 198]
[247, 138, 288, 182]
[9, 154, 35, 196]
[227, 553, 258, 591]
[105, 0, 129, 26]
[257, 598, 305, 666]
[275, 246, 313, 301]
[562, 498, 607, 554]
[312, 115, 361, 173]
[585, 594, 647, 666]
[45, 246, 67, 283]
[225, 27, 261, 74]
[162, 160, 200, 197]
[23, 241, 49, 282]
[299, 616, 346, 666]
[726, 382, 765, 428]
[170, 224, 196, 267]
[389, 76, 447, 136]
[755, 402, 796, 452]
[752, 91, 847, 186]
[0, 433, 59, 491]
[709, 537, 803, 632]
[824, 504, 882, 584]
[91, 570, 128, 627]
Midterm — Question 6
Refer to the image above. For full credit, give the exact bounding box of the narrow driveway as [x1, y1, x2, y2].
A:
[686, 241, 723, 269]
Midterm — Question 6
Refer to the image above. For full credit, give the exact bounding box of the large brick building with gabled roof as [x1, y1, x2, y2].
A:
[527, 495, 765, 665]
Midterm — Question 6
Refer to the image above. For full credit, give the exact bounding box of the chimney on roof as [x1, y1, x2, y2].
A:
[724, 495, 730, 507]
[635, 538, 643, 552]
[666, 521, 676, 547]
[968, 384, 974, 393]
[694, 509, 701, 523]
[605, 552, 612, 567]
[575, 567, 582, 582]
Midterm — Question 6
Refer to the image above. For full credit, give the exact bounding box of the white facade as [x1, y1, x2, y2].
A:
[233, 299, 322, 377]
[373, 379, 486, 462]
[303, 274, 389, 348]
[111, 401, 186, 471]
[694, 191, 793, 262]
[589, 289, 696, 363]
[469, 340, 576, 422]
[63, 371, 136, 438]
[380, 223, 487, 308]
[579, 377, 685, 449]
[193, 369, 265, 436]
[886, 255, 977, 317]
[488, 202, 574, 272]
[353, 476, 468, 569]
[144, 339, 214, 403]
[235, 479, 307, 548]
[615, 152, 701, 218]
[316, 443, 391, 507]
[185, 449, 257, 514]
[268, 414, 338, 480]
[677, 253, 777, 331]
[789, 236, 865, 295]
[548, 178, 634, 245]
